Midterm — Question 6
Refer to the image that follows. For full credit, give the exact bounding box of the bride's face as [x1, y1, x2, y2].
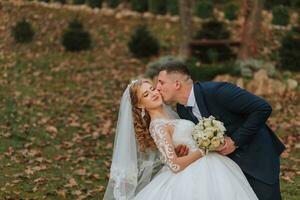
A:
[137, 82, 163, 110]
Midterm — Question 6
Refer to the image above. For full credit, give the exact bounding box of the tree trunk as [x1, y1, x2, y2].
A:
[238, 0, 263, 60]
[179, 0, 194, 60]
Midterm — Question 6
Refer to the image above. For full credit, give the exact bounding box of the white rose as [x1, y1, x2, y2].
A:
[212, 119, 221, 126]
[216, 131, 224, 137]
[202, 134, 208, 140]
[203, 121, 212, 128]
[217, 124, 226, 132]
[200, 138, 210, 148]
[206, 131, 214, 139]
[220, 136, 225, 144]
[210, 137, 221, 149]
[198, 125, 204, 131]
[195, 133, 202, 139]
[205, 127, 215, 132]
[192, 134, 197, 140]
[210, 127, 219, 134]
[209, 116, 215, 120]
[198, 126, 204, 132]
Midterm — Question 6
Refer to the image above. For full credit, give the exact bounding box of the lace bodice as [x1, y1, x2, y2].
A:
[149, 119, 199, 172]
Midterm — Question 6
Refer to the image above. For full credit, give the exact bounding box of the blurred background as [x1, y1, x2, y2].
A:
[0, 0, 299, 199]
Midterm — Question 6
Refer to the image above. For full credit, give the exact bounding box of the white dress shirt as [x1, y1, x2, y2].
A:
[186, 85, 202, 120]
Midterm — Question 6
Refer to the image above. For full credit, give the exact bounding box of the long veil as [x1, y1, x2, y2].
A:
[103, 82, 158, 200]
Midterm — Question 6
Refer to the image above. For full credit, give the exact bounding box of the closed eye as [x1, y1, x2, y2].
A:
[143, 88, 155, 97]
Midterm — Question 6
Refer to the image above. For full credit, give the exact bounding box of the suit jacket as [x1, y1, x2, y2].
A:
[177, 82, 286, 184]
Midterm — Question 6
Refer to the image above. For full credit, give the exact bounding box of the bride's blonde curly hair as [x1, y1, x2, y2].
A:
[129, 79, 157, 153]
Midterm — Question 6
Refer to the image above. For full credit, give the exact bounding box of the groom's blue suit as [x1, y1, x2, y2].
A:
[177, 82, 286, 200]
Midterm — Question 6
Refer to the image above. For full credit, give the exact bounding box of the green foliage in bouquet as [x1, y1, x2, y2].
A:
[131, 0, 148, 12]
[195, 0, 214, 19]
[38, 0, 50, 2]
[272, 6, 290, 26]
[62, 19, 92, 52]
[11, 19, 35, 43]
[224, 3, 238, 21]
[88, 0, 103, 8]
[193, 20, 233, 63]
[73, 0, 86, 5]
[128, 25, 160, 58]
[279, 27, 300, 71]
[149, 0, 167, 15]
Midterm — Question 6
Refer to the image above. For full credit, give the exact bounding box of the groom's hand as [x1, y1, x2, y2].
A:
[175, 145, 189, 157]
[217, 136, 237, 155]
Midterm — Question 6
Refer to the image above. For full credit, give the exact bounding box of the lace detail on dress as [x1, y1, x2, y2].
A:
[149, 119, 180, 172]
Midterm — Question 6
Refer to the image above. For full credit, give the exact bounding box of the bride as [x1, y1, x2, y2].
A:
[103, 79, 258, 200]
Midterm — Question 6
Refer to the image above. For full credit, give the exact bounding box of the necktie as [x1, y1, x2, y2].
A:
[186, 106, 199, 124]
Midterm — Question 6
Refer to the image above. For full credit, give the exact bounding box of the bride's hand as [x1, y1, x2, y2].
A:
[175, 145, 189, 157]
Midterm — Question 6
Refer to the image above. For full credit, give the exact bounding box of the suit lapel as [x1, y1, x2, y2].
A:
[193, 83, 210, 118]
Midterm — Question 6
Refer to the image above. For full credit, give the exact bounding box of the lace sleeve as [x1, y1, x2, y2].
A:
[149, 120, 180, 172]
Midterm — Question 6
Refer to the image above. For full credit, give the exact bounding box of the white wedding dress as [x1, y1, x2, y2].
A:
[133, 118, 258, 200]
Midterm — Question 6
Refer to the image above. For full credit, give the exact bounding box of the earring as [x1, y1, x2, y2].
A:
[141, 108, 145, 118]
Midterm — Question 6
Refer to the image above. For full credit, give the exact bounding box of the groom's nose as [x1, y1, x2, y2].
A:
[156, 83, 161, 91]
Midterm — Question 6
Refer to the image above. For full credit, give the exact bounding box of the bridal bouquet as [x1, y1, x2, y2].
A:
[192, 116, 226, 154]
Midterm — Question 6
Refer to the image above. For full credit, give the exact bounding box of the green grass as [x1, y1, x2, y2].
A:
[280, 149, 300, 199]
[1, 56, 299, 199]
[0, 50, 118, 199]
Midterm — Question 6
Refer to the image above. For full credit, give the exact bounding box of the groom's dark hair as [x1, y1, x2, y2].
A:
[159, 61, 191, 77]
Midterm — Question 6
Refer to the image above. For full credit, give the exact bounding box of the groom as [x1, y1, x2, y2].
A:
[155, 61, 285, 200]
